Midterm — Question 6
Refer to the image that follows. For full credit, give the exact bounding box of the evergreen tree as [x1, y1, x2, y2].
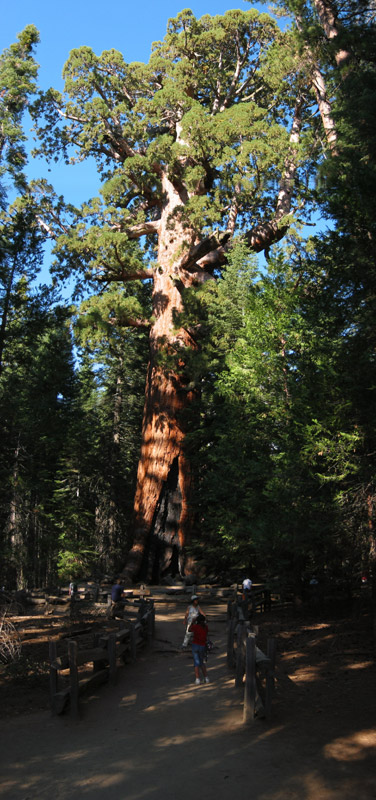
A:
[52, 287, 149, 580]
[32, 9, 322, 581]
[0, 285, 75, 588]
[0, 24, 39, 196]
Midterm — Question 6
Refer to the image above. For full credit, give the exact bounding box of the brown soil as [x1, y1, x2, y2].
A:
[1, 599, 376, 800]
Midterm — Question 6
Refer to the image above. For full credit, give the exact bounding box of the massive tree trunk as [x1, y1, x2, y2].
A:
[123, 174, 200, 582]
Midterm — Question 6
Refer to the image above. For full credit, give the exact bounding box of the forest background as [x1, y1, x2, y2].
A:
[0, 0, 375, 611]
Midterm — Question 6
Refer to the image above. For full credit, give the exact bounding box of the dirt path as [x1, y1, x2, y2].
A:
[1, 602, 376, 800]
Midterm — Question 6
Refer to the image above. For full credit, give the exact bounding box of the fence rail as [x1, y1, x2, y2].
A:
[49, 599, 155, 718]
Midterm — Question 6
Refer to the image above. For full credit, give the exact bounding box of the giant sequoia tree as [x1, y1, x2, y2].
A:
[33, 9, 319, 581]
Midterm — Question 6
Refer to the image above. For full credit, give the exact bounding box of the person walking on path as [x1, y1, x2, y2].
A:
[108, 578, 125, 619]
[182, 594, 203, 649]
[189, 613, 210, 685]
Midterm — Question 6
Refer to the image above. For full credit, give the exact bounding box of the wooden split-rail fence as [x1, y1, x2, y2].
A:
[227, 599, 277, 722]
[49, 598, 155, 718]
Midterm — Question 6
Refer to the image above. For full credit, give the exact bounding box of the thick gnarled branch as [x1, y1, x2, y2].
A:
[96, 268, 154, 283]
[124, 220, 161, 239]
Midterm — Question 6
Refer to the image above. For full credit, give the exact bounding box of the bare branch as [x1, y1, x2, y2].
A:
[220, 39, 251, 111]
[36, 213, 70, 238]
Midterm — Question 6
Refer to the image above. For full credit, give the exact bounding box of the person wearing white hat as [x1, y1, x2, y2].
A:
[181, 594, 204, 649]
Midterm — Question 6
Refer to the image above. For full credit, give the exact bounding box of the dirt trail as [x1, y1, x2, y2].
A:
[1, 601, 376, 800]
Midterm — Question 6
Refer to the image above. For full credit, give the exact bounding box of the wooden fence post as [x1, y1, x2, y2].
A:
[93, 633, 103, 673]
[130, 622, 137, 661]
[227, 617, 236, 667]
[265, 637, 277, 720]
[243, 634, 256, 724]
[108, 633, 117, 685]
[235, 622, 245, 687]
[68, 639, 79, 718]
[107, 594, 112, 614]
[146, 604, 155, 640]
[49, 640, 58, 713]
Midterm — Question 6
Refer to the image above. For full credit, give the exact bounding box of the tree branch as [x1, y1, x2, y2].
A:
[220, 38, 251, 111]
[107, 316, 150, 328]
[180, 232, 231, 272]
[198, 100, 304, 266]
[96, 268, 154, 283]
[124, 220, 161, 239]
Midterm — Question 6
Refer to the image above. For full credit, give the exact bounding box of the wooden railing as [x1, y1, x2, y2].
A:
[226, 603, 276, 722]
[49, 599, 155, 718]
[227, 586, 272, 619]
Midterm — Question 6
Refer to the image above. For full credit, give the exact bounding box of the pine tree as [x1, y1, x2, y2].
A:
[0, 24, 39, 196]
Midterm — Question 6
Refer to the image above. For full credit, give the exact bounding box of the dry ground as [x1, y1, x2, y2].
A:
[0, 598, 375, 800]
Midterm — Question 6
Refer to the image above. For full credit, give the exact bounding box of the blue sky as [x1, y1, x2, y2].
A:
[2, 0, 271, 205]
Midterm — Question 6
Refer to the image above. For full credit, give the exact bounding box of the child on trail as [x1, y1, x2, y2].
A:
[181, 594, 203, 649]
[188, 613, 210, 685]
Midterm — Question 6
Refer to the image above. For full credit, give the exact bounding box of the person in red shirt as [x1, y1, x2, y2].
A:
[188, 613, 210, 685]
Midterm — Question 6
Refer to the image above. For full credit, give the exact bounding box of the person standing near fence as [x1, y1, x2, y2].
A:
[181, 594, 203, 649]
[108, 578, 125, 619]
[189, 613, 210, 685]
[242, 577, 252, 599]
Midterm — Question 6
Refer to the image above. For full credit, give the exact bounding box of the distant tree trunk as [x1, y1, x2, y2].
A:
[367, 492, 376, 651]
[294, 13, 338, 153]
[106, 365, 124, 570]
[8, 437, 25, 589]
[0, 256, 16, 376]
[312, 0, 351, 66]
[311, 63, 338, 153]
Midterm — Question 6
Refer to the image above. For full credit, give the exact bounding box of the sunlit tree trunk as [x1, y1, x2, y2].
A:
[123, 175, 199, 582]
